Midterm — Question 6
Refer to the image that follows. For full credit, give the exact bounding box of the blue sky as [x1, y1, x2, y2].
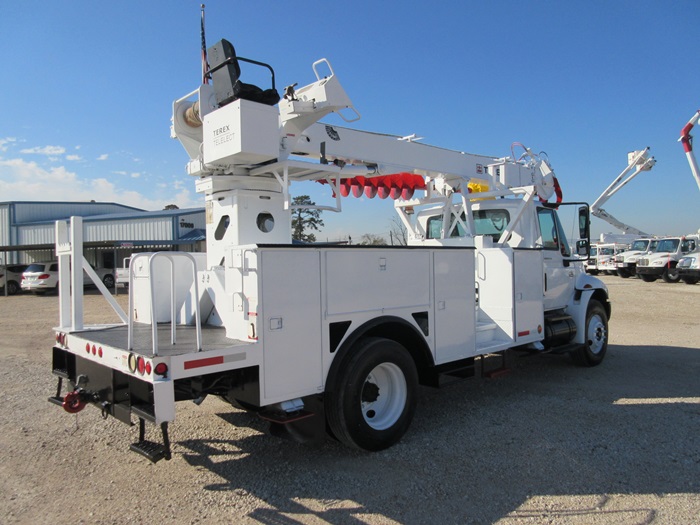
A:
[1, 1, 699, 241]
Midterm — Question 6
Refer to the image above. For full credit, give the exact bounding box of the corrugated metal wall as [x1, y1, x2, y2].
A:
[85, 217, 174, 241]
[0, 204, 10, 246]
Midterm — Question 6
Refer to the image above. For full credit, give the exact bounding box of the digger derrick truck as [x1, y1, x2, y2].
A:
[49, 38, 610, 462]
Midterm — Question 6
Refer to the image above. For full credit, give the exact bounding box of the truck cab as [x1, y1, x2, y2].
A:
[615, 238, 657, 278]
[636, 236, 698, 283]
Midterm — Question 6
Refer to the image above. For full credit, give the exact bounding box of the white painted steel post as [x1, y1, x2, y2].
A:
[70, 217, 84, 331]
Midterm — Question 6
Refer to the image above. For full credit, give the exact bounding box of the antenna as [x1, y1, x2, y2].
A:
[200, 4, 209, 84]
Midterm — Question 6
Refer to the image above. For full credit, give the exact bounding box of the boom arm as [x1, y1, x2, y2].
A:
[680, 110, 700, 192]
[590, 148, 655, 236]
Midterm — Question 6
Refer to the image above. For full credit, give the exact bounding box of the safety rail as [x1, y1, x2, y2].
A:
[127, 252, 202, 355]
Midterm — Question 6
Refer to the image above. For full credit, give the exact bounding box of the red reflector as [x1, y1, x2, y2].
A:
[184, 356, 224, 370]
[154, 363, 168, 376]
[92, 345, 96, 355]
[85, 343, 90, 353]
[518, 330, 530, 337]
[137, 356, 145, 375]
[145, 361, 152, 375]
[98, 347, 103, 358]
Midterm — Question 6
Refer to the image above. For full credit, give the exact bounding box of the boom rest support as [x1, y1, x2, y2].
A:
[207, 39, 280, 107]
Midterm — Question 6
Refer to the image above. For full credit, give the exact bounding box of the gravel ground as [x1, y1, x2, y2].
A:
[0, 277, 699, 525]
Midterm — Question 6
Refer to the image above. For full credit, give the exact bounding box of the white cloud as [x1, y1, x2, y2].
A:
[131, 172, 141, 178]
[97, 154, 109, 161]
[65, 154, 82, 161]
[0, 137, 17, 152]
[20, 145, 66, 155]
[0, 157, 201, 210]
[112, 170, 127, 175]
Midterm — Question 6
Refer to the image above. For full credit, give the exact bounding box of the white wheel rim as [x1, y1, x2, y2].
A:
[587, 314, 606, 355]
[361, 362, 407, 430]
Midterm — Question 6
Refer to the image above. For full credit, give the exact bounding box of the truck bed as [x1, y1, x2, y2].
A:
[68, 323, 245, 357]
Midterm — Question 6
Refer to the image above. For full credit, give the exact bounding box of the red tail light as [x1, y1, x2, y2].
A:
[137, 356, 146, 375]
[154, 363, 168, 376]
[38, 273, 50, 279]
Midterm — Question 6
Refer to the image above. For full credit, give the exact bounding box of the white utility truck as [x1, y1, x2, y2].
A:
[615, 238, 657, 278]
[636, 235, 699, 283]
[49, 38, 610, 462]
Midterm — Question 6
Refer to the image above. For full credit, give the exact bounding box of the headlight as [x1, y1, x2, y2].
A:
[679, 256, 699, 269]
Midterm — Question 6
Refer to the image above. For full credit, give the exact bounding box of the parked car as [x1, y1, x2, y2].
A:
[0, 264, 29, 295]
[21, 262, 59, 294]
[21, 262, 115, 294]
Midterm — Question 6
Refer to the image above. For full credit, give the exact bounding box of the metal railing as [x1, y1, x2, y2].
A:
[127, 252, 202, 355]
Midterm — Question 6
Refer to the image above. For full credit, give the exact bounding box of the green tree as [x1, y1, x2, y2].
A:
[292, 195, 324, 242]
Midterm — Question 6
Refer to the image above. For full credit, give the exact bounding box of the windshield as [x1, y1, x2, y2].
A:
[599, 247, 615, 255]
[630, 240, 649, 251]
[25, 264, 47, 273]
[655, 239, 679, 252]
[590, 246, 598, 256]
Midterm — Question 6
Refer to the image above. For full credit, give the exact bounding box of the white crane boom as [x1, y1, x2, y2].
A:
[590, 148, 656, 236]
[679, 110, 700, 192]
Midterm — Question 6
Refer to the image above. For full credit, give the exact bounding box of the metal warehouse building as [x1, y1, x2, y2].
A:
[0, 201, 206, 270]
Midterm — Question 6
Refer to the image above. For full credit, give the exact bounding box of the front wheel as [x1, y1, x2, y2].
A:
[571, 299, 608, 367]
[639, 274, 657, 283]
[681, 276, 699, 285]
[7, 280, 19, 295]
[661, 266, 680, 283]
[326, 337, 418, 451]
[617, 269, 631, 278]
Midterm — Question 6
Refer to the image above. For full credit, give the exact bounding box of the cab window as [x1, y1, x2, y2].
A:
[537, 208, 570, 256]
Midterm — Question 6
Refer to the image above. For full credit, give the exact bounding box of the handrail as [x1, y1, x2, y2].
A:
[127, 252, 202, 355]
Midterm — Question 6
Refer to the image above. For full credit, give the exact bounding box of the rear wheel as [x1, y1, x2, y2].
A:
[617, 269, 631, 278]
[681, 276, 699, 285]
[326, 337, 418, 451]
[7, 281, 19, 295]
[571, 300, 608, 367]
[639, 274, 657, 283]
[102, 274, 115, 288]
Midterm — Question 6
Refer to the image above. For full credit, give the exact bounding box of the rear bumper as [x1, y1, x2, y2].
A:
[51, 346, 170, 424]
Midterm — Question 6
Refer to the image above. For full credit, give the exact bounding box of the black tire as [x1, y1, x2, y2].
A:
[102, 274, 115, 288]
[661, 266, 680, 284]
[587, 270, 599, 275]
[571, 299, 608, 367]
[681, 276, 699, 285]
[639, 274, 657, 283]
[7, 281, 19, 295]
[326, 337, 418, 451]
[617, 269, 631, 278]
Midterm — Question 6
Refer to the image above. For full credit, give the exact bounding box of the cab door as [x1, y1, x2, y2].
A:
[536, 207, 576, 311]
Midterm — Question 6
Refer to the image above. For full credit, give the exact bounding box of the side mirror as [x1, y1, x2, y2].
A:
[578, 206, 590, 240]
[576, 239, 589, 256]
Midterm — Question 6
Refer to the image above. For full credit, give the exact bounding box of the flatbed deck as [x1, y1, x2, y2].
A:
[64, 323, 249, 357]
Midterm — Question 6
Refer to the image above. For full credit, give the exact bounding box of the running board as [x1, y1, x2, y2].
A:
[130, 419, 171, 463]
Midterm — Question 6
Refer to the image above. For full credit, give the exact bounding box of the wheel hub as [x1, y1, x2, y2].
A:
[362, 381, 380, 403]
